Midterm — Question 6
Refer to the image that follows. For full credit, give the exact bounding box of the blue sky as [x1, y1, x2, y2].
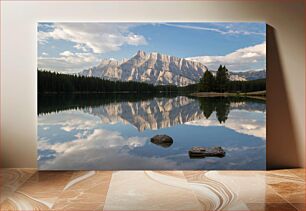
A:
[38, 22, 266, 73]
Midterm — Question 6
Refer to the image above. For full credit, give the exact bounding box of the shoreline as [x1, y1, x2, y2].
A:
[38, 90, 267, 100]
[190, 90, 266, 100]
[38, 91, 177, 94]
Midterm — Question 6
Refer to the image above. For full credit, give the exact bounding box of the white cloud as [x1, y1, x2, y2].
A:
[61, 126, 74, 132]
[41, 52, 48, 56]
[185, 109, 266, 140]
[38, 128, 173, 170]
[60, 50, 74, 57]
[38, 52, 99, 73]
[39, 110, 101, 130]
[38, 23, 147, 53]
[161, 23, 265, 36]
[186, 42, 266, 72]
[38, 104, 266, 170]
[73, 43, 88, 52]
[38, 23, 147, 73]
[39, 129, 147, 153]
[38, 111, 181, 170]
[60, 51, 73, 57]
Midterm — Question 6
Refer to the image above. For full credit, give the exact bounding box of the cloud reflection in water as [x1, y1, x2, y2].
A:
[38, 96, 266, 170]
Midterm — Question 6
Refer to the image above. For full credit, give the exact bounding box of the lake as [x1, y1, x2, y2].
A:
[37, 94, 266, 170]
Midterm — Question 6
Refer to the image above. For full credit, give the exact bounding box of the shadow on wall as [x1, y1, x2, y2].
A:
[266, 25, 300, 169]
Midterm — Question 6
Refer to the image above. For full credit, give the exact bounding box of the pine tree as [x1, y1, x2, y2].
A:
[215, 65, 229, 92]
[200, 70, 215, 92]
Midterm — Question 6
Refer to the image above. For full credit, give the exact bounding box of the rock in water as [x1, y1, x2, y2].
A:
[189, 146, 225, 158]
[151, 135, 173, 148]
[151, 141, 173, 148]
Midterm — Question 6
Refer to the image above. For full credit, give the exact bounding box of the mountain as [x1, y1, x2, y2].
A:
[80, 59, 123, 80]
[231, 70, 266, 81]
[79, 50, 208, 86]
[79, 50, 266, 86]
[83, 96, 266, 137]
[210, 69, 266, 81]
[83, 96, 204, 132]
[83, 96, 265, 132]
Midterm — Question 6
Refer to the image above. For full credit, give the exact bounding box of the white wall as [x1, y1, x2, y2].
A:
[1, 0, 304, 168]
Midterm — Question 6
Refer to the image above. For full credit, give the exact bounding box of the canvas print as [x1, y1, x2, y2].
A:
[38, 22, 266, 170]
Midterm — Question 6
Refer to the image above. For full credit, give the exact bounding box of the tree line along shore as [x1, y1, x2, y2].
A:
[38, 65, 266, 95]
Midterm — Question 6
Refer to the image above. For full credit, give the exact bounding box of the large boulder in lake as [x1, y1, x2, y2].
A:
[189, 146, 225, 158]
[151, 135, 173, 148]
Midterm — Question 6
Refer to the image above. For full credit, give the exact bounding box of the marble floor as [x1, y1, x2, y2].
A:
[0, 169, 304, 211]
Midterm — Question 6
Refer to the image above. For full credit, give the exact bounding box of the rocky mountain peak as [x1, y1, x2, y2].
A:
[79, 50, 266, 86]
[136, 50, 147, 58]
[80, 50, 208, 86]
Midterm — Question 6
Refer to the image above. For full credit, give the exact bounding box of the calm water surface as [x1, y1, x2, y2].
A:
[38, 94, 266, 170]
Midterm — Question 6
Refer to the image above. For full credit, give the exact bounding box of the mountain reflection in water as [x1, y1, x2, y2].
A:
[38, 94, 266, 132]
[38, 94, 266, 170]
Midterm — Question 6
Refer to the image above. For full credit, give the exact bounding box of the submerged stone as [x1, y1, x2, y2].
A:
[150, 135, 173, 148]
[189, 146, 225, 158]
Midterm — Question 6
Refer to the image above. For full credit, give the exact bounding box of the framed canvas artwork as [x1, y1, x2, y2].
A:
[37, 22, 266, 170]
